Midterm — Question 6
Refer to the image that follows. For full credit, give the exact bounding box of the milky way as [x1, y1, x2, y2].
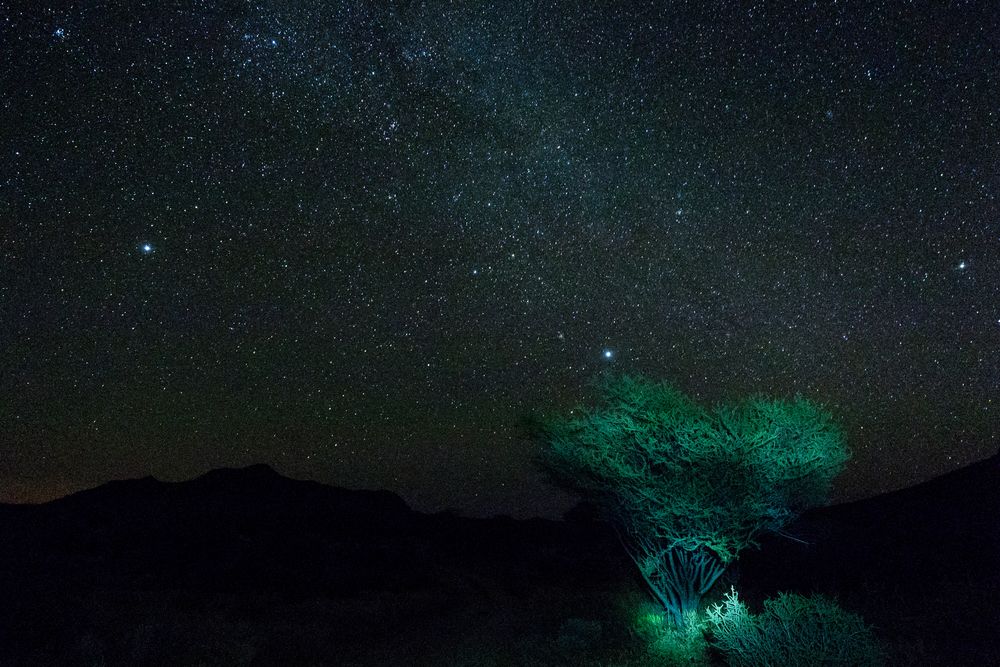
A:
[3, 1, 999, 516]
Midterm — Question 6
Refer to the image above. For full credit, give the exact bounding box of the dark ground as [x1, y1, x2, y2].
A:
[2, 454, 998, 665]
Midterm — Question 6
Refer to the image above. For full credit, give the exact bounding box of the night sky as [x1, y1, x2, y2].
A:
[3, 1, 999, 518]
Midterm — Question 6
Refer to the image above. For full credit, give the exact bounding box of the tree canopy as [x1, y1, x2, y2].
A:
[535, 375, 849, 563]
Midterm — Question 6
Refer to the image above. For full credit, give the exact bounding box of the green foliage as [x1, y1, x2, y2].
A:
[634, 608, 711, 665]
[532, 374, 848, 628]
[534, 374, 849, 562]
[706, 589, 883, 666]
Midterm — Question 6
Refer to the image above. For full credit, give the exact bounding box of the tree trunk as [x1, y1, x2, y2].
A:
[635, 545, 726, 627]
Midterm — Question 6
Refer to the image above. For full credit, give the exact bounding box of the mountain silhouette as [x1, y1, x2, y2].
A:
[0, 464, 621, 597]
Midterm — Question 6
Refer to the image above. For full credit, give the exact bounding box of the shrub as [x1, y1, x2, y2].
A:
[706, 589, 882, 666]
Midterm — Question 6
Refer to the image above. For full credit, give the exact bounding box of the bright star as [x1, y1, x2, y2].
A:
[957, 260, 967, 270]
[602, 349, 614, 360]
[140, 243, 153, 254]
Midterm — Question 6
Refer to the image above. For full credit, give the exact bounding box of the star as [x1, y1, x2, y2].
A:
[602, 349, 614, 360]
[140, 243, 154, 254]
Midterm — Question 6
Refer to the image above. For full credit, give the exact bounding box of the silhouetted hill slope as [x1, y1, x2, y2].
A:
[740, 449, 1000, 593]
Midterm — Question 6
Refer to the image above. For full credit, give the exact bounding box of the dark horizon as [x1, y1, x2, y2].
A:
[7, 443, 1000, 522]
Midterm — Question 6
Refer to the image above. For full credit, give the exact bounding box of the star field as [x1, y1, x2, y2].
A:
[2, 1, 999, 517]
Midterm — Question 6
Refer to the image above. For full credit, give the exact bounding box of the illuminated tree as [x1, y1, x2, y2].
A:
[531, 375, 848, 627]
